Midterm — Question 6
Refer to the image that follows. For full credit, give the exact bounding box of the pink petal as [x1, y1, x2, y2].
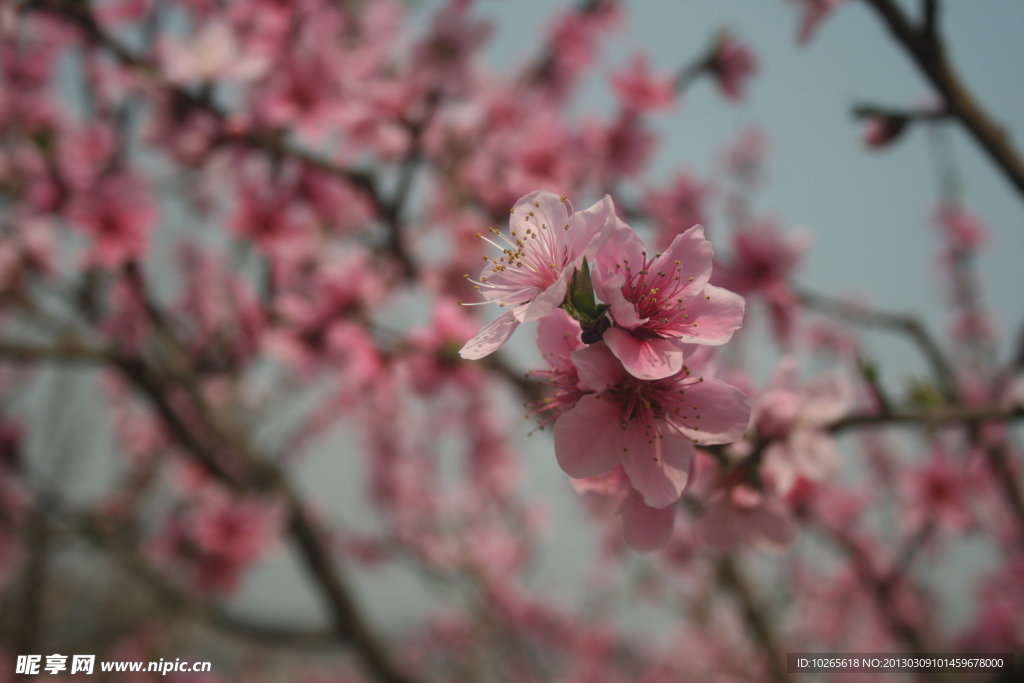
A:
[620, 489, 676, 552]
[653, 225, 714, 303]
[569, 342, 627, 392]
[594, 272, 646, 329]
[537, 309, 583, 360]
[572, 194, 617, 262]
[509, 191, 571, 240]
[673, 376, 751, 445]
[592, 217, 647, 286]
[458, 310, 520, 360]
[620, 423, 694, 508]
[522, 264, 571, 322]
[553, 394, 627, 479]
[676, 285, 745, 345]
[603, 327, 685, 380]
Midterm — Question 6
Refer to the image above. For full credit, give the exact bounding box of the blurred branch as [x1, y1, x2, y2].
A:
[820, 526, 941, 678]
[26, 0, 380, 198]
[798, 289, 957, 401]
[73, 514, 338, 649]
[14, 504, 50, 681]
[861, 0, 1024, 203]
[828, 403, 1024, 433]
[715, 556, 790, 683]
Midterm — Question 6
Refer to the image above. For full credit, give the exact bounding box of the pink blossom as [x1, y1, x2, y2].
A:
[902, 448, 974, 533]
[609, 55, 676, 113]
[591, 222, 745, 380]
[159, 20, 268, 85]
[714, 221, 807, 344]
[789, 0, 848, 45]
[229, 181, 310, 254]
[688, 452, 797, 553]
[709, 35, 757, 101]
[554, 342, 750, 508]
[68, 172, 155, 267]
[584, 109, 656, 179]
[459, 191, 614, 360]
[572, 466, 676, 552]
[755, 359, 856, 494]
[403, 297, 484, 394]
[720, 127, 768, 185]
[643, 172, 713, 250]
[526, 309, 588, 430]
[412, 0, 492, 90]
[933, 203, 988, 253]
[861, 115, 909, 149]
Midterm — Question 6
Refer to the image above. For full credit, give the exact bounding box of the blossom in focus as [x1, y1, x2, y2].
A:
[554, 342, 750, 508]
[592, 222, 745, 380]
[458, 191, 614, 360]
[526, 309, 588, 430]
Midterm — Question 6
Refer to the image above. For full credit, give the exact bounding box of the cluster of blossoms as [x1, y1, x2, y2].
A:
[0, 0, 1022, 681]
[459, 191, 751, 550]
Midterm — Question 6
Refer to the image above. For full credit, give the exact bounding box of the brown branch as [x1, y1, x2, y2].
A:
[827, 404, 1024, 433]
[820, 526, 941, 682]
[73, 513, 338, 649]
[715, 556, 790, 683]
[861, 0, 1024, 202]
[798, 289, 957, 401]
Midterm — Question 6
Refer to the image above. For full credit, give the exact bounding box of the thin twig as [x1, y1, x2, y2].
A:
[798, 289, 958, 401]
[861, 0, 1024, 202]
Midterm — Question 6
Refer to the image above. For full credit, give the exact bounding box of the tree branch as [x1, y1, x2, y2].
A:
[798, 289, 958, 401]
[715, 556, 790, 683]
[861, 0, 1024, 202]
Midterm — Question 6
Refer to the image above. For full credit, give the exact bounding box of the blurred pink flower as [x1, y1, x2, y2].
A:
[610, 54, 676, 112]
[572, 466, 676, 552]
[756, 359, 856, 493]
[710, 35, 757, 101]
[789, 0, 848, 45]
[68, 172, 155, 268]
[644, 171, 713, 250]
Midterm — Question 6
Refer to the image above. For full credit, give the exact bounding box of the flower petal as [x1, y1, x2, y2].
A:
[553, 394, 626, 479]
[604, 327, 685, 380]
[570, 342, 627, 391]
[594, 272, 646, 329]
[673, 376, 751, 445]
[620, 489, 676, 552]
[458, 310, 520, 360]
[621, 422, 694, 508]
[653, 224, 714, 304]
[537, 309, 583, 360]
[676, 284, 745, 345]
